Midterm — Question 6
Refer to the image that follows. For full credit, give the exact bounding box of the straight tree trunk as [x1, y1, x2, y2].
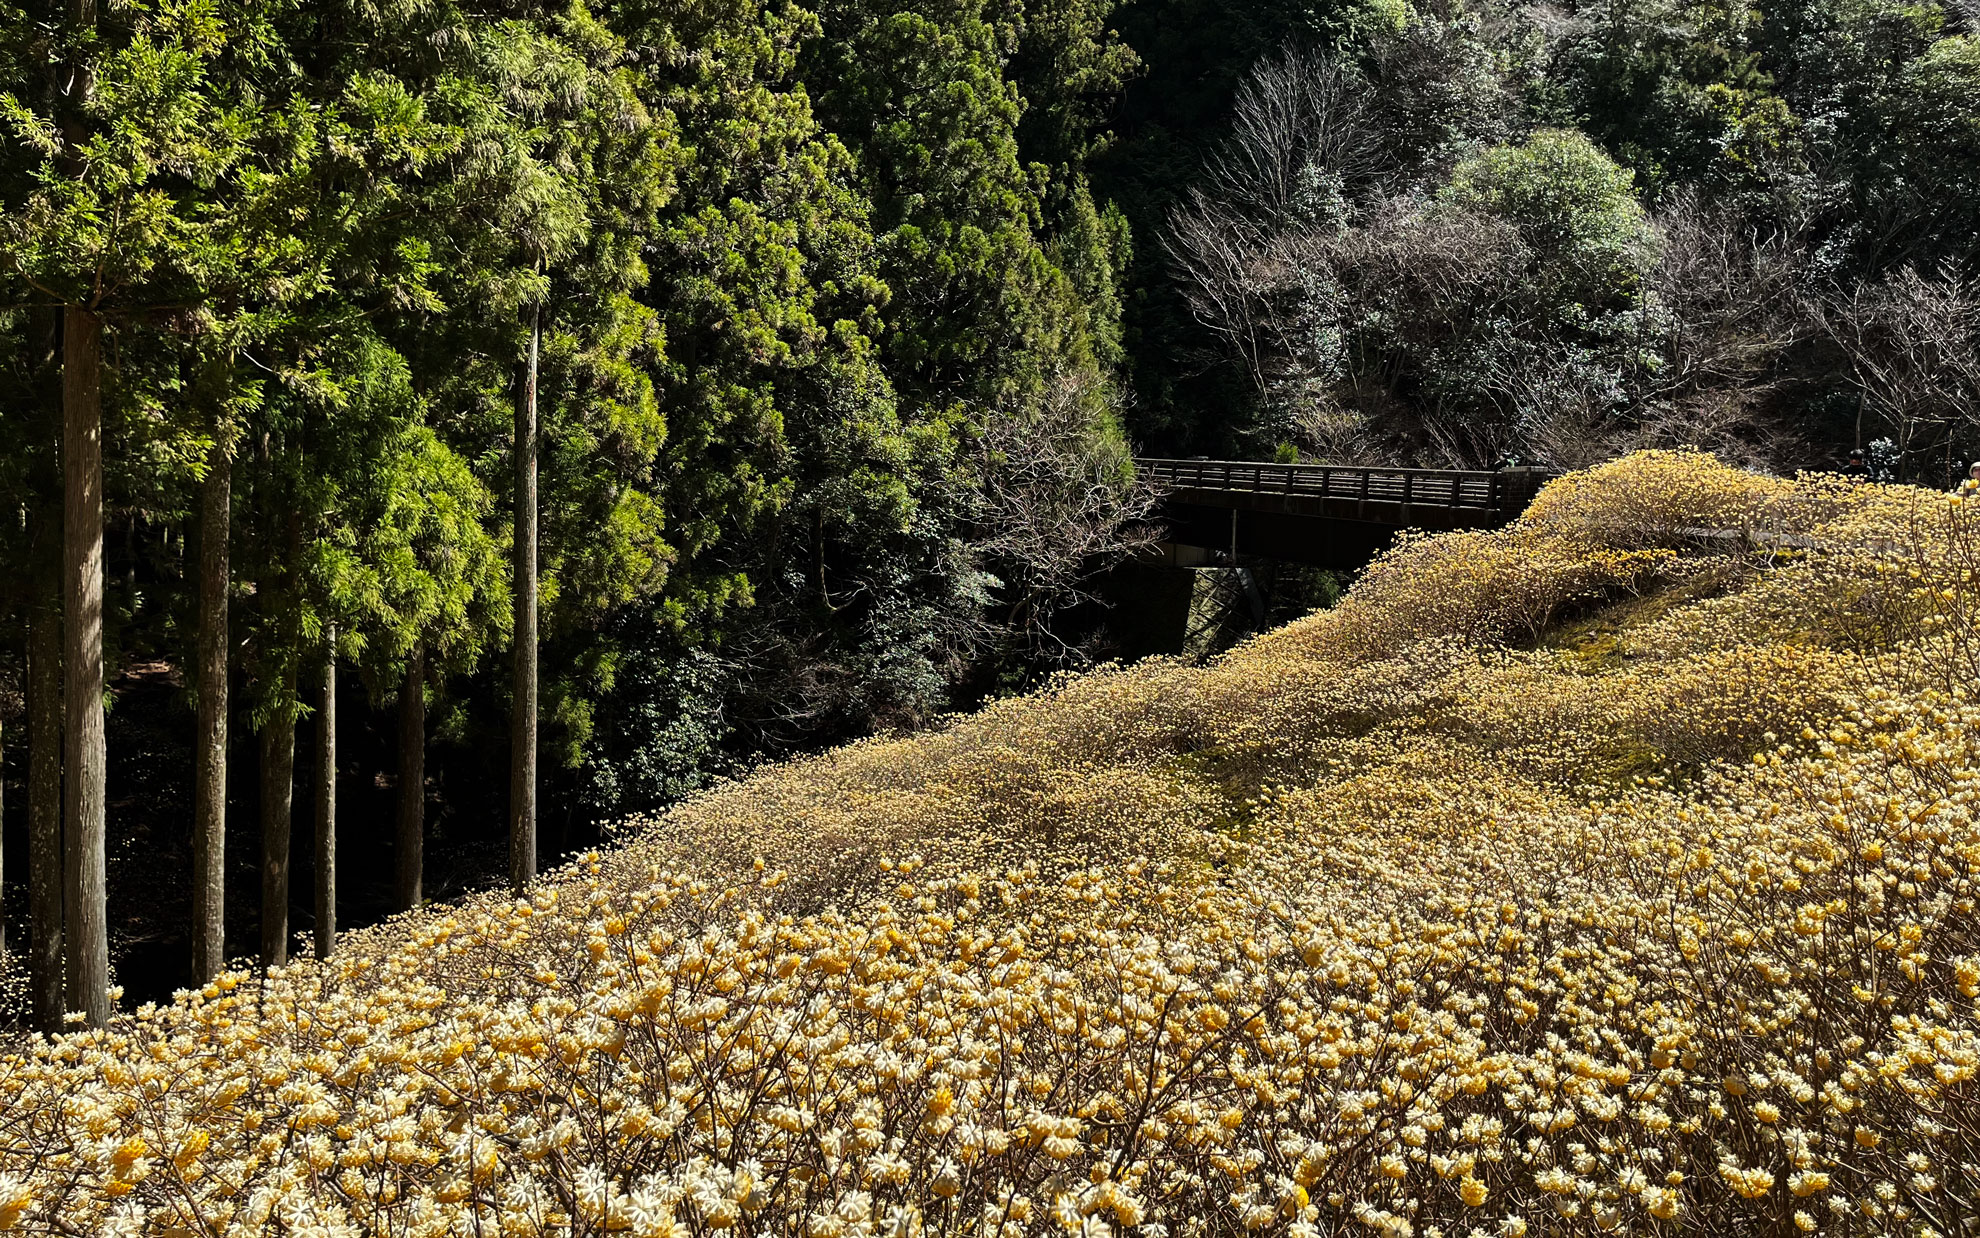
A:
[62, 304, 109, 1029]
[313, 631, 336, 958]
[260, 507, 303, 967]
[395, 646, 425, 911]
[27, 596, 64, 1031]
[191, 438, 230, 981]
[1, 708, 7, 959]
[58, 0, 107, 1029]
[258, 671, 295, 967]
[510, 298, 541, 893]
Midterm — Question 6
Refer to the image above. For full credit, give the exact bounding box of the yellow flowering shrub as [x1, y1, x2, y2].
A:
[1520, 450, 1843, 549]
[2, 451, 1977, 1238]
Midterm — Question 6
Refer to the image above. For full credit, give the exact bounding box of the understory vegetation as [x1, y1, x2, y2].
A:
[1133, 0, 1980, 477]
[4, 453, 1977, 1236]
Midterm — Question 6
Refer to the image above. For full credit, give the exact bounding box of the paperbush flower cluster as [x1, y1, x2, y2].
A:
[2, 451, 1976, 1237]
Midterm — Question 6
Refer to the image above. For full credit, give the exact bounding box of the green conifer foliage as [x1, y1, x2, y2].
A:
[804, 0, 1130, 410]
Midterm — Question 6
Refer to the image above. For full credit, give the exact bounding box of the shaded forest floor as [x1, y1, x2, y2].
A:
[0, 664, 571, 1016]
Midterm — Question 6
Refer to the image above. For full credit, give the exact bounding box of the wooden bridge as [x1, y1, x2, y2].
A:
[1138, 458, 1555, 568]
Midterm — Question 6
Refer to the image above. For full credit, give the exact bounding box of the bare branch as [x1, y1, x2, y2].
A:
[973, 371, 1165, 667]
[1821, 263, 1980, 478]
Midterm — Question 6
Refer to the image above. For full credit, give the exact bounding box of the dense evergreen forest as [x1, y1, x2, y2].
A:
[0, 0, 1974, 1025]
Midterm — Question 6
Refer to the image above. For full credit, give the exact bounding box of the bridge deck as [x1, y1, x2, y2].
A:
[1141, 458, 1503, 511]
[1137, 458, 1555, 567]
[1140, 459, 1550, 527]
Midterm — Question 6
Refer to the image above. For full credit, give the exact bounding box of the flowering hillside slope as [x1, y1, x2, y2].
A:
[4, 452, 1977, 1238]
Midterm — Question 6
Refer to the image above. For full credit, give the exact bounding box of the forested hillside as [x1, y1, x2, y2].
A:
[4, 453, 1979, 1236]
[1109, 0, 1980, 470]
[0, 0, 1976, 1029]
[0, 0, 1150, 1020]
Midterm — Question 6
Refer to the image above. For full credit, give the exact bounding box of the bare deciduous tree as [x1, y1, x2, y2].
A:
[1164, 50, 1384, 416]
[1625, 193, 1822, 469]
[974, 371, 1164, 666]
[1496, 350, 1631, 469]
[1824, 263, 1980, 483]
[1197, 50, 1386, 229]
[1163, 200, 1287, 398]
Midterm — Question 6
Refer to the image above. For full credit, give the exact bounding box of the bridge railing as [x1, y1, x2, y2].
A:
[1137, 458, 1513, 512]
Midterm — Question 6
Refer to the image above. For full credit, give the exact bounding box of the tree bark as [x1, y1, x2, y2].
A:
[26, 329, 66, 1026]
[27, 593, 64, 1032]
[258, 673, 295, 968]
[259, 503, 303, 967]
[510, 298, 541, 893]
[313, 631, 335, 958]
[62, 304, 109, 1028]
[191, 435, 230, 982]
[395, 646, 425, 911]
[1, 704, 7, 959]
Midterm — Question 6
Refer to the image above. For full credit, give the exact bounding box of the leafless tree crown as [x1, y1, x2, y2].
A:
[1824, 264, 1980, 475]
[974, 371, 1164, 665]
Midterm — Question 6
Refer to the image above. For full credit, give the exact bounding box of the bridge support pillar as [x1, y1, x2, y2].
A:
[1182, 565, 1263, 659]
[1095, 555, 1265, 660]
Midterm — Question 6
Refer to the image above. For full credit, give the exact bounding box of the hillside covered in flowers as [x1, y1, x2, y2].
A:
[3, 452, 1977, 1237]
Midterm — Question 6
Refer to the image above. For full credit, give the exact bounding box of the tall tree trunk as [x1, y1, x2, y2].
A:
[191, 436, 230, 982]
[27, 309, 65, 1032]
[258, 670, 295, 967]
[62, 304, 109, 1028]
[1, 704, 7, 959]
[313, 631, 335, 958]
[260, 506, 302, 967]
[27, 591, 64, 1029]
[27, 593, 63, 1032]
[510, 298, 541, 893]
[395, 646, 424, 911]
